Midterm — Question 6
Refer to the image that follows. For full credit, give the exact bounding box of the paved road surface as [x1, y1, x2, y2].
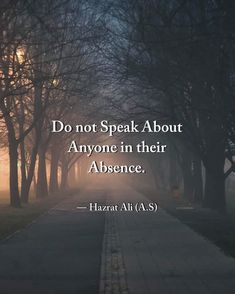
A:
[101, 187, 235, 294]
[0, 188, 105, 294]
[1, 185, 235, 294]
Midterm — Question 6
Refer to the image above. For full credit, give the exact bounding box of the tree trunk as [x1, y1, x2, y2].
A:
[3, 104, 21, 207]
[18, 95, 28, 203]
[8, 140, 21, 207]
[20, 140, 28, 203]
[148, 158, 160, 190]
[33, 173, 37, 193]
[49, 149, 60, 194]
[68, 164, 76, 188]
[182, 150, 194, 202]
[21, 82, 43, 203]
[36, 147, 48, 198]
[61, 160, 68, 192]
[21, 143, 39, 203]
[203, 143, 225, 212]
[193, 156, 203, 203]
[76, 162, 80, 182]
[169, 147, 180, 190]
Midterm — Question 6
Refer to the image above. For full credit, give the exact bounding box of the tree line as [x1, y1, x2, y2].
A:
[2, 0, 235, 212]
[0, 0, 105, 207]
[103, 0, 235, 212]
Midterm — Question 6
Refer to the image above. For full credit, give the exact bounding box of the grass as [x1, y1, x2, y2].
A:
[0, 190, 73, 241]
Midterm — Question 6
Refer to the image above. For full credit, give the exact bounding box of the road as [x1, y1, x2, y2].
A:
[1, 184, 235, 294]
[0, 188, 105, 294]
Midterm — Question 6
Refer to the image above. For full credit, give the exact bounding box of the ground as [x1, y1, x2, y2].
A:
[143, 188, 235, 258]
[1, 184, 235, 294]
[0, 191, 71, 240]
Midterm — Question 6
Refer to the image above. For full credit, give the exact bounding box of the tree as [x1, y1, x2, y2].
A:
[104, 0, 235, 211]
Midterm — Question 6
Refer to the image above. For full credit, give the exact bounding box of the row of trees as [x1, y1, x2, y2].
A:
[103, 0, 235, 212]
[0, 0, 105, 207]
[2, 0, 235, 212]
